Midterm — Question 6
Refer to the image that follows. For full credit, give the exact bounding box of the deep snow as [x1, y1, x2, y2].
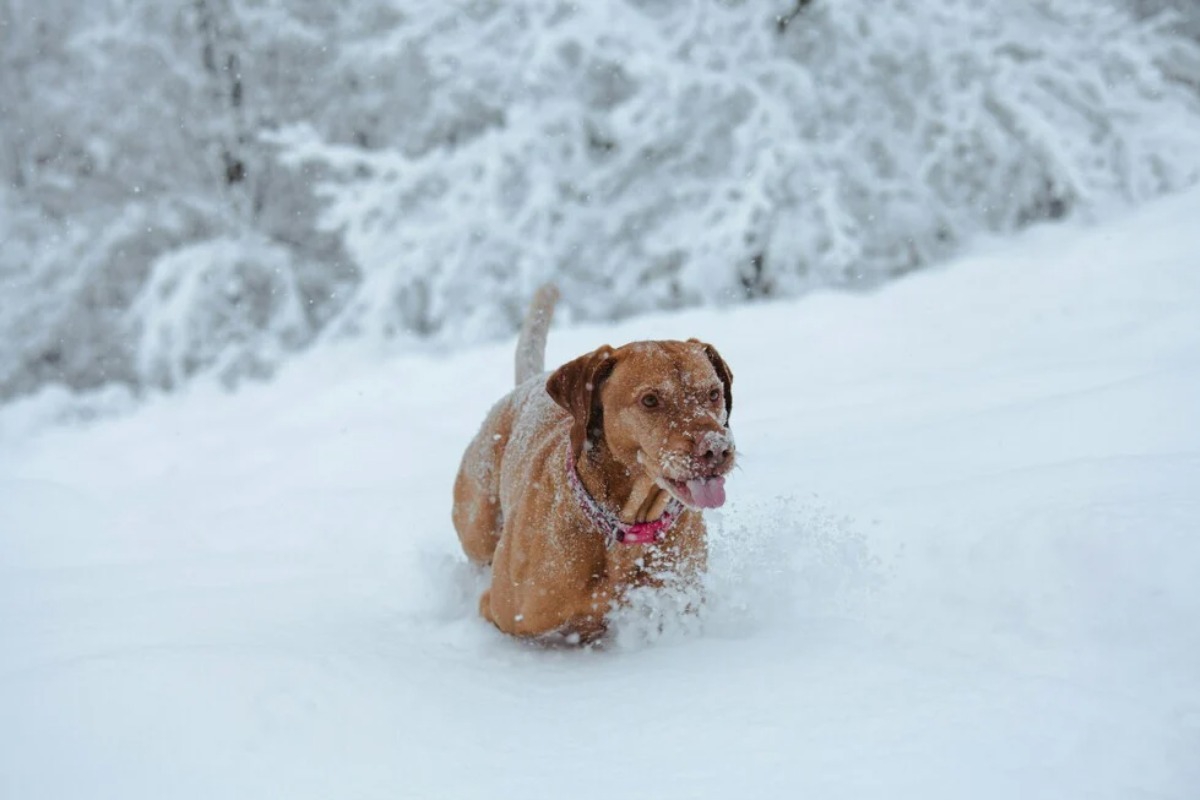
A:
[2, 189, 1200, 799]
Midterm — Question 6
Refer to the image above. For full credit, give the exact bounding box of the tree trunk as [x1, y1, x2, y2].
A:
[193, 0, 255, 222]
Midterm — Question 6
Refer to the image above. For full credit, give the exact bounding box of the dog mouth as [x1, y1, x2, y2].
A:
[660, 475, 727, 509]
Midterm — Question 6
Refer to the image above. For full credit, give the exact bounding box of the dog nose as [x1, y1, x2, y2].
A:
[695, 432, 733, 468]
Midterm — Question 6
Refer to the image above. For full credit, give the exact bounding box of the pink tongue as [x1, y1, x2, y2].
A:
[685, 476, 726, 509]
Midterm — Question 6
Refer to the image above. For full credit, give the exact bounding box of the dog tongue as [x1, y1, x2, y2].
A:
[685, 476, 726, 509]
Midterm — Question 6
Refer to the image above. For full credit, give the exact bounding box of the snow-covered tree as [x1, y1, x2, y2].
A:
[2, 0, 1200, 402]
[281, 0, 1200, 345]
[0, 0, 358, 396]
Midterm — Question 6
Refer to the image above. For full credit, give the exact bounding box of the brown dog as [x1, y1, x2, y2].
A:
[452, 286, 735, 640]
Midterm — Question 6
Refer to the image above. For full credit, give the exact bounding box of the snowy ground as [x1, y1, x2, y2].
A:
[3, 189, 1200, 799]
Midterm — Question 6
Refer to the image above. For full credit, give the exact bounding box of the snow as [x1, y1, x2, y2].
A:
[3, 188, 1200, 798]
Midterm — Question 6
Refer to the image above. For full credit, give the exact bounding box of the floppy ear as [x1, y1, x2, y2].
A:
[546, 345, 617, 460]
[689, 338, 733, 421]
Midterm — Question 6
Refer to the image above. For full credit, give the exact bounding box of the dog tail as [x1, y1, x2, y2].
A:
[515, 283, 560, 386]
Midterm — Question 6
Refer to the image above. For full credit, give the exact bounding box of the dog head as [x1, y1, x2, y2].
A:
[547, 339, 735, 509]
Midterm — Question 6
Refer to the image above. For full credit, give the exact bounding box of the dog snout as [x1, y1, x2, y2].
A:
[694, 431, 734, 470]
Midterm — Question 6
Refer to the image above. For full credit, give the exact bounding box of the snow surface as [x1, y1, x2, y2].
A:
[3, 189, 1200, 799]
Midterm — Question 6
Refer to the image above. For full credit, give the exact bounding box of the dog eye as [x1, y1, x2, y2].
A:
[708, 388, 721, 403]
[641, 394, 659, 409]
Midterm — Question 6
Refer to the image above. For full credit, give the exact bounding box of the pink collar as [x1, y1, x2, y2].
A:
[566, 449, 684, 545]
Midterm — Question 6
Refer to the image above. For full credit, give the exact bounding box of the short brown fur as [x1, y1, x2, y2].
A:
[453, 291, 735, 641]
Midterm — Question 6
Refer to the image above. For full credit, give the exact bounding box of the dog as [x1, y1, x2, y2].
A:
[452, 285, 735, 641]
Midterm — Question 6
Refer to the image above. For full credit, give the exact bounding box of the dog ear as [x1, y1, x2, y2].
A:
[689, 338, 733, 421]
[546, 345, 617, 459]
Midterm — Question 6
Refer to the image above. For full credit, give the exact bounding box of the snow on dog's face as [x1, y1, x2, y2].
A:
[547, 339, 735, 510]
